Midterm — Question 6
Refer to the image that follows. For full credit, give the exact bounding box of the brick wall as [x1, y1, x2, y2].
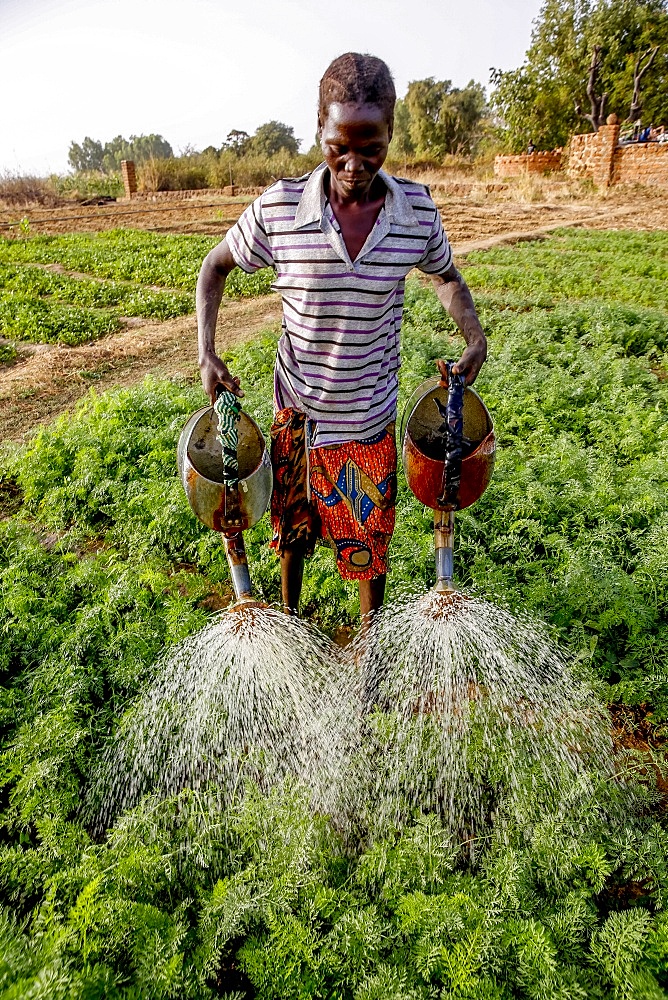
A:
[612, 140, 668, 185]
[118, 185, 265, 203]
[494, 149, 564, 177]
[495, 123, 668, 188]
[568, 122, 668, 187]
[566, 123, 619, 186]
[566, 131, 602, 178]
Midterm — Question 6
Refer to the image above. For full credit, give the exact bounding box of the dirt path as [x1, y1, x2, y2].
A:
[0, 196, 248, 237]
[450, 203, 645, 255]
[0, 296, 282, 442]
[5, 184, 666, 241]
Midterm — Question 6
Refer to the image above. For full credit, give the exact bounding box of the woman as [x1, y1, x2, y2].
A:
[196, 52, 487, 618]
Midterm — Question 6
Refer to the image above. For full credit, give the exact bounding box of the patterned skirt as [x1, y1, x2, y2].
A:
[269, 408, 397, 581]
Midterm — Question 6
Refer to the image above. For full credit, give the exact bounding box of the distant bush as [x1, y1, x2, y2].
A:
[137, 147, 324, 192]
[2, 149, 498, 204]
[133, 146, 498, 193]
[50, 171, 124, 200]
[0, 173, 61, 208]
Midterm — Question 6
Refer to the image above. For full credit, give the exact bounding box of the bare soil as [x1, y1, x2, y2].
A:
[3, 183, 667, 240]
[1, 181, 667, 444]
[0, 296, 281, 442]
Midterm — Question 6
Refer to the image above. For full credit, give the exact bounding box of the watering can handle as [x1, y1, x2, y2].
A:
[438, 361, 466, 509]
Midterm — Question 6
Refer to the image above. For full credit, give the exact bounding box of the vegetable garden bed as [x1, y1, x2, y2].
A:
[0, 231, 274, 347]
[1, 229, 667, 998]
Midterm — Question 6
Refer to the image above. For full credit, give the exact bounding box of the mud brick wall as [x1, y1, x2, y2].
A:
[495, 121, 668, 188]
[567, 122, 668, 187]
[566, 132, 601, 178]
[120, 160, 137, 199]
[119, 186, 266, 203]
[566, 124, 619, 186]
[494, 150, 564, 177]
[612, 141, 668, 186]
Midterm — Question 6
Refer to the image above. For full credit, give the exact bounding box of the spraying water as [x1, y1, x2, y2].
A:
[88, 382, 623, 851]
[86, 604, 349, 834]
[339, 589, 616, 847]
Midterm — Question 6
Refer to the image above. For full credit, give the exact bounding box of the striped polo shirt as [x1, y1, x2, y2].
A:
[225, 162, 452, 447]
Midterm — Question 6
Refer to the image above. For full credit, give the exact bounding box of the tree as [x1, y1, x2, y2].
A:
[248, 121, 299, 157]
[69, 134, 174, 173]
[223, 130, 251, 155]
[491, 0, 592, 150]
[491, 0, 668, 151]
[68, 137, 105, 172]
[589, 0, 668, 124]
[575, 44, 608, 129]
[102, 134, 173, 171]
[403, 78, 487, 158]
[388, 98, 415, 158]
[628, 44, 659, 119]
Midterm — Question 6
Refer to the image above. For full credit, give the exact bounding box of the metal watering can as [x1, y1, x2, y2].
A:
[177, 402, 272, 603]
[400, 363, 495, 594]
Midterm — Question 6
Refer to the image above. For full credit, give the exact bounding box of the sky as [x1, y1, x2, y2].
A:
[0, 0, 543, 176]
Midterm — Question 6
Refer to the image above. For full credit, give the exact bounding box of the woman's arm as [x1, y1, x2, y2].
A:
[430, 263, 487, 385]
[196, 237, 244, 402]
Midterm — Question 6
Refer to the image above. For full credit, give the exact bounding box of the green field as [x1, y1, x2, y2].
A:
[1, 229, 667, 997]
[0, 231, 274, 346]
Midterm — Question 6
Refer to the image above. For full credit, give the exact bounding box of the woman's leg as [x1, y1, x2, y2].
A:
[359, 573, 386, 627]
[270, 409, 319, 615]
[280, 541, 307, 614]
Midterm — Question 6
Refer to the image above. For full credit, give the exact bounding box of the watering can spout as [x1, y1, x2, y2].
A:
[434, 509, 456, 593]
[221, 530, 254, 603]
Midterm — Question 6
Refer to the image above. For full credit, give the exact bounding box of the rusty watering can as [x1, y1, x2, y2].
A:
[177, 404, 272, 603]
[400, 364, 495, 594]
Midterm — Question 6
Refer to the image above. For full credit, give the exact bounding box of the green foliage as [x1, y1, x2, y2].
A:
[1, 229, 668, 996]
[0, 264, 194, 332]
[0, 231, 219, 290]
[462, 228, 668, 314]
[0, 339, 18, 362]
[0, 294, 121, 345]
[223, 129, 251, 154]
[491, 0, 590, 151]
[68, 134, 174, 173]
[403, 77, 489, 157]
[0, 233, 274, 344]
[247, 121, 300, 158]
[50, 170, 125, 200]
[0, 231, 274, 296]
[388, 98, 414, 158]
[491, 0, 668, 152]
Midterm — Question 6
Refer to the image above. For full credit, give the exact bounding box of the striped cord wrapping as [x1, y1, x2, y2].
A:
[213, 390, 242, 486]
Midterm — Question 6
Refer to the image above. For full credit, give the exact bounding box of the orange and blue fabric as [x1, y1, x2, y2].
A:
[270, 408, 397, 580]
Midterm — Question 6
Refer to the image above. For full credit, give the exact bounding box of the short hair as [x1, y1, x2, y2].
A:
[318, 53, 396, 123]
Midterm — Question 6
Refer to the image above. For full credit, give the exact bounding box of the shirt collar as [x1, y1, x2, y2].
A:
[293, 162, 420, 229]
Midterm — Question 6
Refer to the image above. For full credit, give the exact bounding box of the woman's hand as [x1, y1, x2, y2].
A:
[199, 348, 244, 404]
[437, 337, 487, 386]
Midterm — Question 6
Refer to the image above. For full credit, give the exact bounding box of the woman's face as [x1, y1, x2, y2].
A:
[319, 102, 393, 200]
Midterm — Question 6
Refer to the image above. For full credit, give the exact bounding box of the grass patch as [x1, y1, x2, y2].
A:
[462, 228, 668, 312]
[0, 341, 18, 363]
[0, 232, 275, 344]
[0, 230, 275, 295]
